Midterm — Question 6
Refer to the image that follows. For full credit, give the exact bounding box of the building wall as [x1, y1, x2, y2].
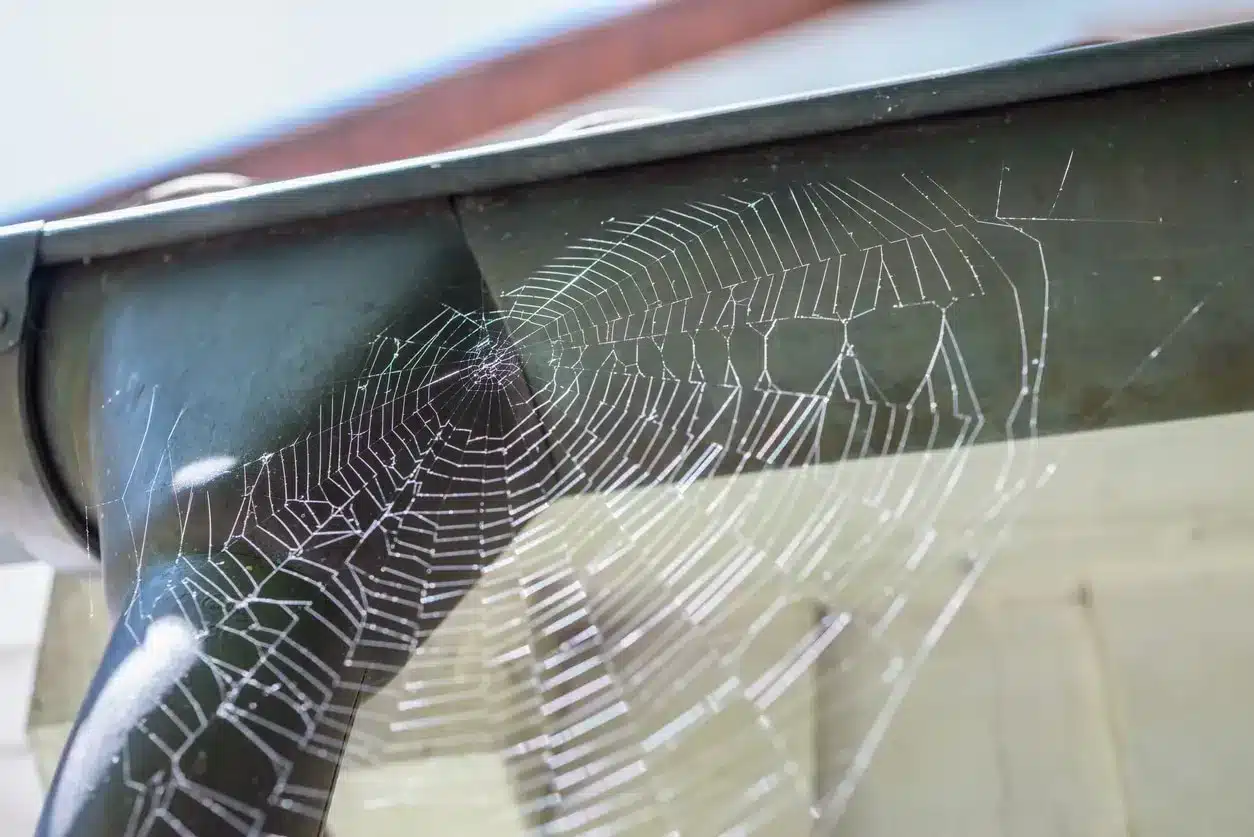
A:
[0, 562, 54, 836]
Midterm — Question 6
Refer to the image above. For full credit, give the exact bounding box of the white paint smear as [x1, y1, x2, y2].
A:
[49, 617, 201, 837]
[171, 455, 237, 491]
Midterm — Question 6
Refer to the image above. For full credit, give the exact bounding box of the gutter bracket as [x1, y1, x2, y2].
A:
[0, 221, 43, 353]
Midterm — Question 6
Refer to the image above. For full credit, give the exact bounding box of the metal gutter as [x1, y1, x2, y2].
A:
[31, 21, 1254, 266]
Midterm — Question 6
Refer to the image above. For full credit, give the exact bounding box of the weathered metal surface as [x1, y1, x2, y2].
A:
[34, 203, 557, 837]
[458, 66, 1254, 483]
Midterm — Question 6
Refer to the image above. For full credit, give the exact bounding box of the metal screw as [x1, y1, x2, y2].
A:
[142, 172, 254, 203]
[112, 172, 255, 210]
[546, 107, 672, 136]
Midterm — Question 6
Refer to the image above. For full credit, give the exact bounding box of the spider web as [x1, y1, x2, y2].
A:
[57, 169, 1053, 837]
